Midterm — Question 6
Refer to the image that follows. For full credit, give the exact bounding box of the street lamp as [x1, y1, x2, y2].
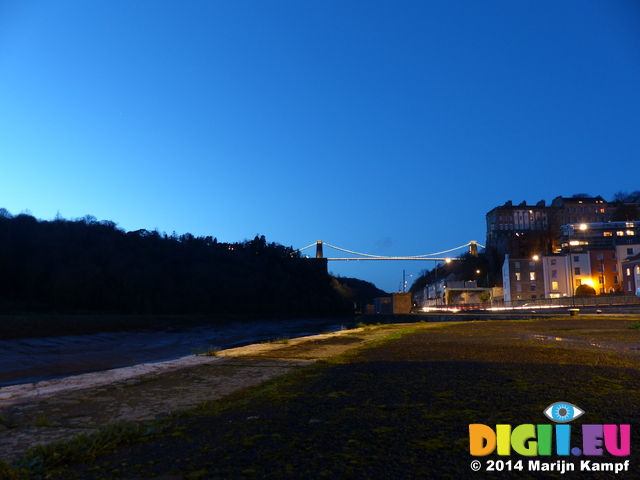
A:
[567, 224, 587, 300]
[402, 270, 412, 293]
[433, 258, 451, 306]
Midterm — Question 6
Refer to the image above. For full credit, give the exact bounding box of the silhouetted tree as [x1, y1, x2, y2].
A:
[0, 211, 352, 316]
[612, 190, 640, 202]
[575, 284, 596, 296]
[612, 204, 640, 221]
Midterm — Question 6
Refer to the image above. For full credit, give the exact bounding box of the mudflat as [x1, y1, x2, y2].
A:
[3, 317, 640, 479]
[0, 324, 404, 464]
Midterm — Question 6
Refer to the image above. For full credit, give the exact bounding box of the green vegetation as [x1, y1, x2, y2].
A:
[192, 345, 221, 356]
[260, 337, 290, 344]
[2, 421, 167, 478]
[575, 284, 597, 296]
[329, 276, 388, 310]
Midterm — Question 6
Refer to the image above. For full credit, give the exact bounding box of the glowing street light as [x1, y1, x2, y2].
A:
[433, 258, 452, 305]
[568, 223, 588, 300]
[401, 270, 412, 293]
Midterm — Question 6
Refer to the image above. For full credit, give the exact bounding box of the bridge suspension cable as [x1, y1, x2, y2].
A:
[292, 242, 318, 254]
[293, 240, 484, 260]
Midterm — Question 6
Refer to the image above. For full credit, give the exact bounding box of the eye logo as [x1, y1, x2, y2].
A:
[543, 402, 584, 423]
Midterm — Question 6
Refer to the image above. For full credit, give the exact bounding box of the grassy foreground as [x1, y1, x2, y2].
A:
[3, 317, 640, 479]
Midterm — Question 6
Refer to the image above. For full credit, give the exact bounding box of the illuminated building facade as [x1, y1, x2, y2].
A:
[622, 253, 640, 296]
[502, 254, 545, 302]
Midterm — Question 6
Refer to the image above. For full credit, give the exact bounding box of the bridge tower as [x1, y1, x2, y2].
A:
[469, 240, 478, 257]
[316, 240, 324, 259]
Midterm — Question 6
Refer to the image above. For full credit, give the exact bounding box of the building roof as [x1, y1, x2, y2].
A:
[551, 195, 606, 206]
[622, 252, 640, 264]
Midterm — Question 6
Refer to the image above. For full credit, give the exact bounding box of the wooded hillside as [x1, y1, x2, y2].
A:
[0, 210, 352, 315]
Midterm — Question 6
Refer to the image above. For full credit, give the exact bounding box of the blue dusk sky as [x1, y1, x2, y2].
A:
[1, 1, 639, 293]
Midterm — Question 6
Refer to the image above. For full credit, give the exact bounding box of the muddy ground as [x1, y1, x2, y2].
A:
[2, 316, 640, 479]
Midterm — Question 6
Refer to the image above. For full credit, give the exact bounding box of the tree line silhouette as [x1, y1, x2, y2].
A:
[0, 209, 355, 315]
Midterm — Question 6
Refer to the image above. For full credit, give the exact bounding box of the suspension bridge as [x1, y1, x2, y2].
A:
[293, 240, 484, 261]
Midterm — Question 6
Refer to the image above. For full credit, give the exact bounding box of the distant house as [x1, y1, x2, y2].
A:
[502, 254, 545, 302]
[414, 273, 491, 307]
[485, 199, 554, 259]
[622, 253, 640, 296]
[551, 195, 613, 225]
[372, 293, 412, 314]
[373, 297, 392, 314]
[541, 254, 570, 298]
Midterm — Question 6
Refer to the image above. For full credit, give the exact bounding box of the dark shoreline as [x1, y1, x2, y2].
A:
[0, 313, 355, 341]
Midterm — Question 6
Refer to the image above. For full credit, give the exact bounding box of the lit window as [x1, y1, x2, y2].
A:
[627, 231, 635, 236]
[636, 266, 640, 274]
[599, 276, 605, 284]
[530, 272, 536, 281]
[603, 232, 612, 237]
[575, 279, 582, 287]
[551, 281, 559, 290]
[515, 272, 521, 281]
[627, 268, 631, 276]
[617, 231, 624, 236]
